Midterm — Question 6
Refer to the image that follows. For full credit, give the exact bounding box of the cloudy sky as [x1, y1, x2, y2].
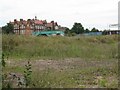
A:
[0, 0, 119, 30]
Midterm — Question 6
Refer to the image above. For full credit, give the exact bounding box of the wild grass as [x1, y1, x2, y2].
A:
[3, 58, 118, 88]
[2, 34, 118, 60]
[2, 34, 119, 88]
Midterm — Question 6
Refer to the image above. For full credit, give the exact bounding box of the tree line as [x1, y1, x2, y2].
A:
[2, 23, 14, 34]
[2, 22, 103, 35]
[65, 22, 100, 36]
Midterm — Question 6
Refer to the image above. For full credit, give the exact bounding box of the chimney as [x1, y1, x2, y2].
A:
[20, 19, 23, 22]
[27, 19, 31, 21]
[35, 16, 37, 20]
[43, 20, 47, 24]
[51, 21, 55, 30]
[55, 22, 58, 26]
[14, 19, 17, 22]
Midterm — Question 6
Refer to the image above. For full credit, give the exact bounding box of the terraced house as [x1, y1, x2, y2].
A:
[10, 16, 66, 35]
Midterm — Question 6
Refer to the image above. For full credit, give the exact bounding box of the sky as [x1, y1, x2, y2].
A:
[0, 0, 119, 30]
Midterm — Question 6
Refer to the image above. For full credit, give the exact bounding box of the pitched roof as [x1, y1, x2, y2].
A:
[46, 23, 52, 27]
[34, 20, 44, 25]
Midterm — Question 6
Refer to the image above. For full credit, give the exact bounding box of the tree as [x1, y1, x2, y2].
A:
[71, 22, 84, 34]
[91, 27, 99, 32]
[84, 28, 90, 33]
[102, 30, 108, 35]
[2, 23, 14, 34]
[64, 28, 70, 34]
[64, 28, 76, 36]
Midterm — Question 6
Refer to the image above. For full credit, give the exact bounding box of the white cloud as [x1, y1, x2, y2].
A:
[0, 0, 119, 30]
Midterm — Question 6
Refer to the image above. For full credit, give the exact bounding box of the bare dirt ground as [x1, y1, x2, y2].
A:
[4, 58, 118, 88]
[6, 58, 118, 71]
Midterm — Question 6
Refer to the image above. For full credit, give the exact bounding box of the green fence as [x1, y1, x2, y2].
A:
[32, 30, 64, 36]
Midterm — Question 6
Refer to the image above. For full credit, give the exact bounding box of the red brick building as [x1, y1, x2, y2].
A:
[10, 16, 66, 35]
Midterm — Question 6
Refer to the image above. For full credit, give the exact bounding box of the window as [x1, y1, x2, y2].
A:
[39, 26, 41, 29]
[23, 30, 25, 34]
[42, 26, 44, 29]
[38, 25, 40, 29]
[20, 24, 24, 29]
[22, 25, 24, 29]
[14, 24, 18, 29]
[35, 25, 37, 29]
[30, 25, 33, 29]
[17, 25, 19, 29]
